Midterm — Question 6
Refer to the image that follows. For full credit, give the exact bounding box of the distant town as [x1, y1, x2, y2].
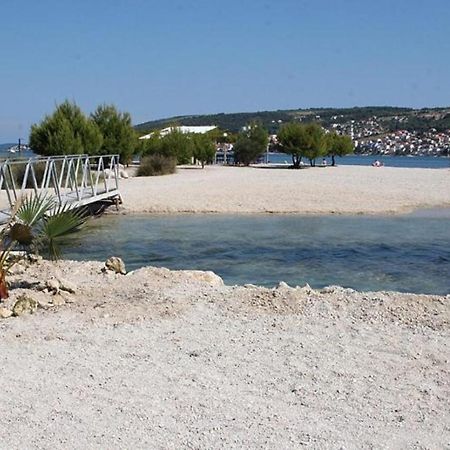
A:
[329, 115, 450, 157]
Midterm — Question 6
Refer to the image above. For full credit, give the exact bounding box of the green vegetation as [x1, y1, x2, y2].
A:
[30, 101, 103, 156]
[134, 106, 421, 134]
[137, 155, 176, 177]
[140, 128, 193, 164]
[91, 104, 136, 164]
[277, 123, 354, 167]
[0, 195, 87, 299]
[136, 111, 291, 134]
[278, 122, 325, 168]
[192, 134, 216, 168]
[385, 112, 450, 133]
[302, 123, 326, 166]
[159, 129, 194, 164]
[0, 162, 47, 190]
[139, 127, 217, 167]
[325, 132, 354, 166]
[30, 100, 138, 160]
[233, 124, 268, 166]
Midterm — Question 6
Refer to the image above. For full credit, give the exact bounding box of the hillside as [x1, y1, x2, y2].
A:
[134, 106, 450, 134]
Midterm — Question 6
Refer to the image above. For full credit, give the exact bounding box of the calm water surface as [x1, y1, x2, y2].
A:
[267, 153, 450, 168]
[61, 213, 450, 294]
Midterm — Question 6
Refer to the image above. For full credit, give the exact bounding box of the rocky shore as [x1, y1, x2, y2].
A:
[0, 258, 448, 448]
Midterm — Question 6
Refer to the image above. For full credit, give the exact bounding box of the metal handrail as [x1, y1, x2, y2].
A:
[0, 154, 121, 219]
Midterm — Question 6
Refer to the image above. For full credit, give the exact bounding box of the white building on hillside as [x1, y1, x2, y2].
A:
[139, 125, 217, 139]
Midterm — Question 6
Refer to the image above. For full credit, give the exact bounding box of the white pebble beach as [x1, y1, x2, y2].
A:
[0, 164, 449, 449]
[119, 164, 450, 215]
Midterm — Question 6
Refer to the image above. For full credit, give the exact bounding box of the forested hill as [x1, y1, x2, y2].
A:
[134, 106, 450, 134]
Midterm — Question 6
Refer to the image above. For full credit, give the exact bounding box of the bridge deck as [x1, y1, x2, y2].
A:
[0, 154, 122, 224]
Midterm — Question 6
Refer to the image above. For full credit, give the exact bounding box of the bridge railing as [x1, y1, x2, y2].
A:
[0, 154, 121, 219]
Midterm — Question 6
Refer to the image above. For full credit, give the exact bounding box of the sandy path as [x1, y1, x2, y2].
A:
[118, 165, 450, 215]
[0, 260, 449, 449]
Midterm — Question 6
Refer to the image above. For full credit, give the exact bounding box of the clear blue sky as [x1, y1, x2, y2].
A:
[1, 0, 449, 141]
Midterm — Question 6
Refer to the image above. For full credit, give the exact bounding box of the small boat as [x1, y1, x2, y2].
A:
[7, 143, 31, 153]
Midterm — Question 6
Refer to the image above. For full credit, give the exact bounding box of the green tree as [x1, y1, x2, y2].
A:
[139, 131, 162, 156]
[192, 134, 216, 168]
[29, 100, 102, 156]
[233, 123, 268, 166]
[325, 132, 354, 166]
[204, 128, 238, 144]
[278, 122, 326, 168]
[302, 123, 326, 166]
[277, 122, 306, 168]
[159, 129, 194, 164]
[139, 128, 194, 164]
[91, 104, 137, 164]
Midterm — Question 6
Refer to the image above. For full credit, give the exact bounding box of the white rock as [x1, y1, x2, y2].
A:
[37, 299, 53, 310]
[57, 278, 76, 294]
[0, 307, 13, 319]
[276, 281, 291, 290]
[297, 283, 314, 295]
[119, 168, 129, 179]
[186, 270, 223, 286]
[46, 278, 60, 294]
[51, 296, 65, 307]
[104, 257, 126, 275]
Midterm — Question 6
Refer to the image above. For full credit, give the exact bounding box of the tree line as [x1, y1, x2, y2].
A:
[30, 100, 218, 168]
[29, 101, 137, 164]
[139, 128, 216, 168]
[233, 122, 354, 167]
[29, 101, 354, 170]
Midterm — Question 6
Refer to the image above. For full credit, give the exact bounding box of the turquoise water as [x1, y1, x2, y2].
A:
[60, 213, 450, 294]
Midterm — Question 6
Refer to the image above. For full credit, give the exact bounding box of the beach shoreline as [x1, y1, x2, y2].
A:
[118, 165, 450, 216]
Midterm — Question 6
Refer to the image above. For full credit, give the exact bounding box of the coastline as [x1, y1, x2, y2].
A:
[118, 165, 450, 216]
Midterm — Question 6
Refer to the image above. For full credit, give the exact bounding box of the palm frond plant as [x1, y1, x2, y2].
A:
[0, 194, 87, 299]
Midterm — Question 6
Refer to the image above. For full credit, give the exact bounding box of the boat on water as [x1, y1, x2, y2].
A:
[7, 143, 31, 153]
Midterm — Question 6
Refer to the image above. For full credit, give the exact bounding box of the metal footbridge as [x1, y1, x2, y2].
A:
[0, 154, 122, 224]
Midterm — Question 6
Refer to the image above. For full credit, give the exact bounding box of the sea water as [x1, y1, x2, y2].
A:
[267, 153, 450, 169]
[60, 212, 450, 295]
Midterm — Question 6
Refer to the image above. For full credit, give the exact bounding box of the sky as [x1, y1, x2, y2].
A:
[1, 0, 450, 141]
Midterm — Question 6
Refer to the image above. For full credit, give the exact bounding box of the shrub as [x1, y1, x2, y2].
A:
[11, 162, 47, 188]
[137, 155, 176, 177]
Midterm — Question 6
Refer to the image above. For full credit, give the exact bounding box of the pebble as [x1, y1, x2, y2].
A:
[0, 307, 13, 319]
[12, 296, 38, 316]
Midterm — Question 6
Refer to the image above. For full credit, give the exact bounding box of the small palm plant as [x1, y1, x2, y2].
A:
[0, 195, 87, 299]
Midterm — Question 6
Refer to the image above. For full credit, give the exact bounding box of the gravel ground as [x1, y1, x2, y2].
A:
[118, 165, 450, 215]
[0, 260, 448, 449]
